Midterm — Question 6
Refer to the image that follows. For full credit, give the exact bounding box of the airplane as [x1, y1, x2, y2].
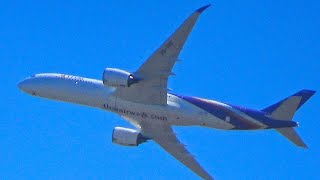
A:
[18, 4, 315, 180]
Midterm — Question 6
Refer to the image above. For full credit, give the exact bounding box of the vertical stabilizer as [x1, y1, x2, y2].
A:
[262, 89, 315, 148]
[262, 89, 316, 120]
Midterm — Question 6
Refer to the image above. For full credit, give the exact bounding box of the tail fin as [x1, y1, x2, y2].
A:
[262, 89, 316, 148]
[262, 89, 316, 120]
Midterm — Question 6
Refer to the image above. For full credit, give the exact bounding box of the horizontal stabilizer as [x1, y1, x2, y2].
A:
[277, 128, 307, 148]
[263, 90, 315, 148]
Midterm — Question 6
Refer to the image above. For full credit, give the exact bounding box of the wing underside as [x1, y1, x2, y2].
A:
[117, 5, 213, 179]
[115, 5, 210, 105]
[140, 120, 213, 180]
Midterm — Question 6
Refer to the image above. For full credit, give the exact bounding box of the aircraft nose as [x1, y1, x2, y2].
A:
[17, 81, 25, 90]
[17, 78, 36, 94]
[17, 80, 29, 92]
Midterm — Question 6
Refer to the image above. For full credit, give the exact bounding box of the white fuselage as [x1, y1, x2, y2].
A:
[18, 73, 234, 129]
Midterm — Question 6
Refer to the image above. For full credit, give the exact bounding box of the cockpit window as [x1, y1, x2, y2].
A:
[30, 74, 36, 77]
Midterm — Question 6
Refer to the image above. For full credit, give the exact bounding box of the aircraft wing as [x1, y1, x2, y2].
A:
[140, 120, 213, 180]
[115, 5, 210, 105]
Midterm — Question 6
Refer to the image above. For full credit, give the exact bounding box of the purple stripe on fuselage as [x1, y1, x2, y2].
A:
[173, 93, 299, 129]
[174, 94, 261, 130]
[228, 104, 299, 127]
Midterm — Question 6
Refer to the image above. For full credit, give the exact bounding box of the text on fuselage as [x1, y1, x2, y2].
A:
[104, 104, 167, 121]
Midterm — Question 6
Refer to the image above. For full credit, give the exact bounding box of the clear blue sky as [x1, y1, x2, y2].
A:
[1, 1, 319, 179]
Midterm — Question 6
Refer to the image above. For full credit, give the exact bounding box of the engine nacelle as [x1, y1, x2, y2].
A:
[102, 68, 140, 88]
[112, 127, 150, 146]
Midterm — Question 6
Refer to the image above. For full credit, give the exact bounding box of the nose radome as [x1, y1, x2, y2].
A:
[17, 78, 35, 94]
[17, 80, 26, 91]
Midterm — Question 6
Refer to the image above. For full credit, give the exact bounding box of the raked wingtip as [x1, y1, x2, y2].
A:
[196, 4, 211, 13]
